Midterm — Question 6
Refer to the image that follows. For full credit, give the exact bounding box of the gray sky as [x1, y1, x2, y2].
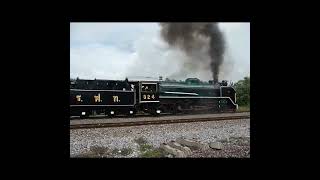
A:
[70, 22, 250, 82]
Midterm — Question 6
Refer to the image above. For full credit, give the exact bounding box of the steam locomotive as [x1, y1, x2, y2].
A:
[70, 78, 238, 118]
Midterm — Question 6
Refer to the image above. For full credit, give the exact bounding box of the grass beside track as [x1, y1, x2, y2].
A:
[237, 106, 250, 112]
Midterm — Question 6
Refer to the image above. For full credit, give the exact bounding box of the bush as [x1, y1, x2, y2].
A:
[139, 144, 153, 152]
[140, 148, 167, 158]
[234, 77, 250, 106]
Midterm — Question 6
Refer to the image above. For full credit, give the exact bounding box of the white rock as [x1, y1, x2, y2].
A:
[160, 143, 186, 157]
[167, 141, 192, 156]
[176, 137, 209, 151]
[209, 142, 223, 150]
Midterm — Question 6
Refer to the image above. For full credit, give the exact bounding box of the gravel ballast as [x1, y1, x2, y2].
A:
[70, 118, 250, 158]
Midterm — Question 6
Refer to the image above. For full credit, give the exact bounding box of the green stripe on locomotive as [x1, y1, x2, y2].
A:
[159, 82, 221, 97]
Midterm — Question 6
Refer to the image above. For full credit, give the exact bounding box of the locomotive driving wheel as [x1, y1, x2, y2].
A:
[171, 104, 177, 115]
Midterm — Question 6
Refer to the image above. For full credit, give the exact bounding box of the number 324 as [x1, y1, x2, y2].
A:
[143, 94, 155, 100]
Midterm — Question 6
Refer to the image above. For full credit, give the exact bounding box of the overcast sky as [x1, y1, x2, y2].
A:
[70, 22, 250, 82]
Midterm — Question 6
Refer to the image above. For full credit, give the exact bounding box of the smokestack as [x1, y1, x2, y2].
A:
[213, 79, 218, 85]
[160, 23, 225, 83]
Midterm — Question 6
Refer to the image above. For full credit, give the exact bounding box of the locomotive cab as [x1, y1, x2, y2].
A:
[136, 81, 161, 115]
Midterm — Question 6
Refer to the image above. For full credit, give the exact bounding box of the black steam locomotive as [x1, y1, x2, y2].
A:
[70, 78, 238, 118]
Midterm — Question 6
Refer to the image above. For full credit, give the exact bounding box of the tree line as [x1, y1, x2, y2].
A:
[232, 76, 250, 106]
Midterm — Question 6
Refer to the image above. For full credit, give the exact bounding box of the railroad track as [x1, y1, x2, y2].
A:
[70, 111, 250, 120]
[70, 114, 250, 129]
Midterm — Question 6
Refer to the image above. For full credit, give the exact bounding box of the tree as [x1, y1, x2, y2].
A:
[234, 76, 250, 106]
[165, 78, 171, 82]
[165, 78, 177, 82]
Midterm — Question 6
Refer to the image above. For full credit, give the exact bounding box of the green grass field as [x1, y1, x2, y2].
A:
[237, 105, 250, 112]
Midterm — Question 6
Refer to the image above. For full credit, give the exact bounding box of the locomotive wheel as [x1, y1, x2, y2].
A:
[177, 105, 183, 112]
[80, 112, 89, 119]
[127, 109, 136, 117]
[171, 104, 177, 115]
[159, 104, 170, 114]
[149, 109, 159, 116]
[152, 112, 159, 116]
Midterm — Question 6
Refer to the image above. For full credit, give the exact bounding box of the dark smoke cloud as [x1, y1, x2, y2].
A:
[160, 23, 225, 84]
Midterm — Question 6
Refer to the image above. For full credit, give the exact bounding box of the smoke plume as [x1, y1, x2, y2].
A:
[160, 23, 225, 84]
